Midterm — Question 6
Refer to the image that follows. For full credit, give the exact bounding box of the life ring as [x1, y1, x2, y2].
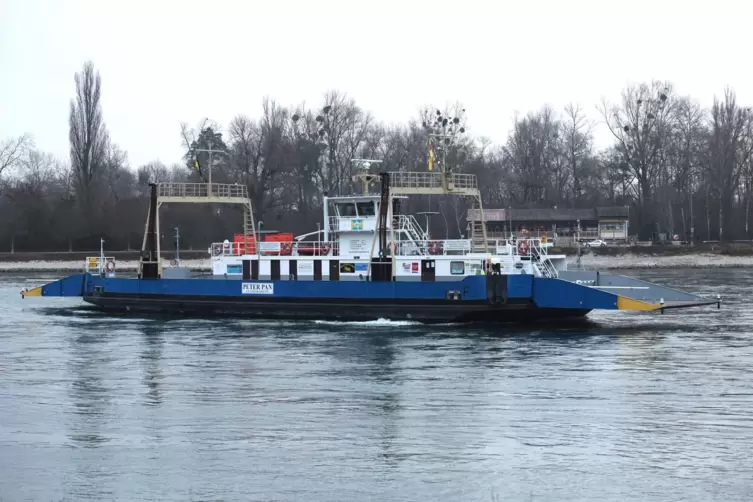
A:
[213, 244, 222, 256]
[280, 242, 293, 255]
[517, 239, 530, 256]
[428, 241, 442, 255]
[105, 260, 116, 273]
[320, 243, 331, 255]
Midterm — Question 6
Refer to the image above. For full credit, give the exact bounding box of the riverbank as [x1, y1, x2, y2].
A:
[0, 258, 209, 272]
[1, 252, 751, 272]
[572, 252, 753, 269]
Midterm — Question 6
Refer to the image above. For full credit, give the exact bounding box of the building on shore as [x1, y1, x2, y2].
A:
[467, 206, 630, 245]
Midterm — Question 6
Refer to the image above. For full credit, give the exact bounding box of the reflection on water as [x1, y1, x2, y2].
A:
[140, 323, 165, 407]
[0, 269, 751, 501]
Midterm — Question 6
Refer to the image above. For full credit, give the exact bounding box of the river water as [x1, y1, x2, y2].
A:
[0, 269, 750, 501]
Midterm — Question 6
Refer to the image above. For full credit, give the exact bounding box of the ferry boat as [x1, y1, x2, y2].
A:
[21, 165, 719, 323]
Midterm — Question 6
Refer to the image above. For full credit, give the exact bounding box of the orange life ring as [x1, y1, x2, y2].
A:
[428, 241, 442, 255]
[105, 260, 116, 272]
[517, 239, 530, 256]
[280, 242, 293, 255]
[320, 243, 331, 255]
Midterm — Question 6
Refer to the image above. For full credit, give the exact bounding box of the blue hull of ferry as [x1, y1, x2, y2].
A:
[26, 271, 717, 323]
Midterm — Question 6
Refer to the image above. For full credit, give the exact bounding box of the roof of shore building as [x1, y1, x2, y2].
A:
[467, 206, 629, 222]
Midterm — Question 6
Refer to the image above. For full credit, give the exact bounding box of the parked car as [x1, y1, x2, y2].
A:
[585, 239, 608, 248]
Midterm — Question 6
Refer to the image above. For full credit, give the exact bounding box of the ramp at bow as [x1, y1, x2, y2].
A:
[535, 272, 717, 311]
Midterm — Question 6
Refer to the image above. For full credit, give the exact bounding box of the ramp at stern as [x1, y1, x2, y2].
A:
[21, 273, 88, 298]
[592, 273, 717, 310]
[533, 274, 717, 312]
[556, 271, 717, 311]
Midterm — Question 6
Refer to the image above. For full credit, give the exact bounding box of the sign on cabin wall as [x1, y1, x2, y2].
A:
[259, 242, 281, 253]
[351, 219, 364, 231]
[401, 262, 419, 273]
[339, 262, 370, 274]
[444, 241, 471, 252]
[346, 237, 370, 254]
[298, 261, 314, 273]
[227, 264, 242, 274]
[340, 263, 356, 273]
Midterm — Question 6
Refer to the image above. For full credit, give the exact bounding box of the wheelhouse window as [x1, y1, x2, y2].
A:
[450, 261, 465, 275]
[336, 203, 357, 217]
[356, 201, 376, 217]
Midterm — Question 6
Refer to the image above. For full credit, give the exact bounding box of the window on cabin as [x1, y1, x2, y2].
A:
[450, 261, 465, 275]
[356, 202, 375, 217]
[336, 203, 357, 217]
[599, 222, 625, 231]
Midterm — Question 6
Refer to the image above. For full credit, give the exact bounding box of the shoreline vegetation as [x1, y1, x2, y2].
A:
[2, 246, 752, 272]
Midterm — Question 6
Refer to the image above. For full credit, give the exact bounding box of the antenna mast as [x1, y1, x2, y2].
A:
[386, 106, 489, 253]
[351, 158, 383, 195]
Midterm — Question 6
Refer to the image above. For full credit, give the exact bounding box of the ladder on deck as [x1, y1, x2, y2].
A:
[242, 203, 256, 254]
[531, 244, 558, 278]
[401, 215, 428, 246]
[470, 198, 489, 253]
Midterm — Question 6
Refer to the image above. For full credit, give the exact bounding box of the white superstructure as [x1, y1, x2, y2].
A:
[209, 190, 567, 281]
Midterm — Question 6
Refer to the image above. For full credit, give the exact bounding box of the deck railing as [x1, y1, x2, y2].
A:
[211, 240, 340, 257]
[210, 237, 555, 258]
[388, 172, 478, 191]
[158, 182, 249, 199]
[84, 256, 116, 275]
[327, 215, 428, 238]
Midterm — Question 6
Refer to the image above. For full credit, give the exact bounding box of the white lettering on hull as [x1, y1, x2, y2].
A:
[242, 283, 274, 295]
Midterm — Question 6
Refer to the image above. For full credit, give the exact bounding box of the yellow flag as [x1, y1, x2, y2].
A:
[428, 139, 435, 171]
[194, 158, 200, 170]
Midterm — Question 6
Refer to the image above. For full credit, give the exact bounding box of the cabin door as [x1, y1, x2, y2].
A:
[421, 260, 435, 282]
[329, 260, 340, 281]
[313, 260, 322, 281]
[270, 260, 281, 280]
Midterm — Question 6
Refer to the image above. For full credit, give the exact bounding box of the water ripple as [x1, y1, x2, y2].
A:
[0, 269, 751, 501]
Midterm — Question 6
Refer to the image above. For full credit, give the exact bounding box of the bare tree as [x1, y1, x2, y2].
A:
[69, 61, 109, 214]
[316, 91, 372, 195]
[8, 77, 753, 251]
[501, 107, 561, 207]
[0, 134, 33, 178]
[670, 97, 706, 241]
[706, 88, 753, 240]
[227, 98, 289, 223]
[600, 81, 676, 239]
[563, 103, 593, 205]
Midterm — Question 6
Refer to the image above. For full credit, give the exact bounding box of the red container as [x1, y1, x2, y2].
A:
[233, 234, 256, 255]
[263, 233, 293, 242]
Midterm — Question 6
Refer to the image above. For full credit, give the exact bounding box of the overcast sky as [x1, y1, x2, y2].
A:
[1, 0, 751, 168]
